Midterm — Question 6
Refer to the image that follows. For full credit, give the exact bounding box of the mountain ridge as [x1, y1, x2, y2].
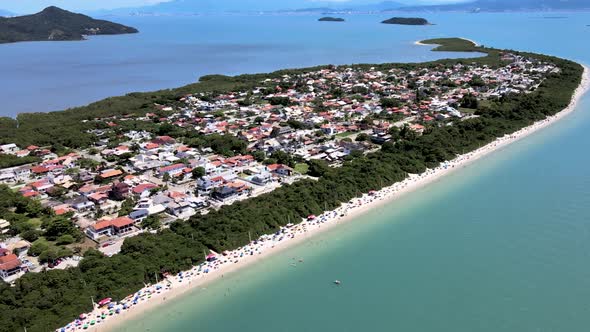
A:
[398, 0, 590, 12]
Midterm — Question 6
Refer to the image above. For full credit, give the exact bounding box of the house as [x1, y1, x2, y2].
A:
[266, 164, 293, 176]
[99, 169, 123, 180]
[134, 198, 166, 215]
[212, 186, 238, 201]
[0, 219, 9, 235]
[88, 192, 109, 205]
[85, 217, 135, 241]
[65, 196, 95, 213]
[1, 166, 31, 183]
[370, 133, 392, 145]
[152, 136, 176, 145]
[110, 182, 130, 201]
[158, 163, 186, 177]
[77, 171, 95, 183]
[0, 143, 19, 154]
[141, 142, 160, 152]
[0, 171, 15, 184]
[8, 240, 30, 257]
[132, 183, 158, 196]
[129, 209, 149, 222]
[167, 201, 194, 217]
[30, 179, 53, 193]
[0, 251, 23, 280]
[251, 171, 272, 185]
[197, 176, 225, 195]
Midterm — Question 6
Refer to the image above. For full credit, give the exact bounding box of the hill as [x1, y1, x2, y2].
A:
[0, 6, 138, 44]
[382, 17, 432, 25]
[399, 0, 590, 12]
[319, 17, 345, 22]
[101, 0, 405, 15]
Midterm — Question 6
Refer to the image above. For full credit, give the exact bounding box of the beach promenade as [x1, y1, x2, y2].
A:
[59, 64, 590, 332]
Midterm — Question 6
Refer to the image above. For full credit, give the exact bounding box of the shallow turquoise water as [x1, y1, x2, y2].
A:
[116, 93, 590, 332]
[107, 12, 590, 332]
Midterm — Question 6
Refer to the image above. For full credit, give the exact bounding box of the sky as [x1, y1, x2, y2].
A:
[0, 0, 465, 14]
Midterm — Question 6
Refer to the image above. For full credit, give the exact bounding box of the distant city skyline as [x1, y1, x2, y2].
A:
[0, 0, 468, 14]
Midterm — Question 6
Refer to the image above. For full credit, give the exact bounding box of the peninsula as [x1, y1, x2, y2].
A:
[381, 17, 432, 25]
[0, 6, 138, 44]
[318, 17, 345, 22]
[0, 38, 586, 332]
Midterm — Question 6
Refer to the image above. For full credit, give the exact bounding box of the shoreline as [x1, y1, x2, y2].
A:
[414, 37, 479, 46]
[64, 64, 589, 332]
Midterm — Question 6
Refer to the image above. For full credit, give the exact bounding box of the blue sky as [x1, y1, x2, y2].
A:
[0, 0, 465, 14]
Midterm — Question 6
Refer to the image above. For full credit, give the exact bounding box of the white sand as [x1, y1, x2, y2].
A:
[61, 64, 589, 332]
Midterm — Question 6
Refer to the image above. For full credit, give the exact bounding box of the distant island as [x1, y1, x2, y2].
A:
[0, 6, 138, 44]
[318, 17, 345, 22]
[381, 17, 432, 25]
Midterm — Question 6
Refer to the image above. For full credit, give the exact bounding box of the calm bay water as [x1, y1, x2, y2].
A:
[4, 11, 590, 332]
[0, 13, 505, 117]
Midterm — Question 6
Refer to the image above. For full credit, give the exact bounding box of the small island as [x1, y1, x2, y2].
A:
[381, 17, 432, 25]
[318, 17, 345, 22]
[0, 6, 138, 44]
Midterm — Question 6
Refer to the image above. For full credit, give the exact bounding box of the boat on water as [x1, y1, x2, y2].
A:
[334, 280, 341, 285]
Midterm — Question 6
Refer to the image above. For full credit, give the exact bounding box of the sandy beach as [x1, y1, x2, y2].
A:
[62, 64, 590, 332]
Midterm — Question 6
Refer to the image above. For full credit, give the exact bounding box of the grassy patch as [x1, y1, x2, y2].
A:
[27, 218, 43, 229]
[459, 107, 478, 114]
[294, 163, 309, 175]
[336, 131, 355, 138]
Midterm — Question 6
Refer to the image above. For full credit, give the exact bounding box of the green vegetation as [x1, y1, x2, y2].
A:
[0, 6, 137, 44]
[0, 154, 40, 169]
[381, 17, 431, 25]
[318, 17, 345, 22]
[0, 39, 584, 332]
[335, 131, 355, 138]
[420, 38, 478, 52]
[294, 163, 310, 175]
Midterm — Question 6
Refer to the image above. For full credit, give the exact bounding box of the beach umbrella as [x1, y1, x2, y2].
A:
[98, 298, 112, 307]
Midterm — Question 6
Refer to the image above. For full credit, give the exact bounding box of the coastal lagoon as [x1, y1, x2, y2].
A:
[5, 10, 590, 332]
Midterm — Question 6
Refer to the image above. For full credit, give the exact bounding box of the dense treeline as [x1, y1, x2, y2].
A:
[0, 154, 40, 169]
[0, 41, 583, 331]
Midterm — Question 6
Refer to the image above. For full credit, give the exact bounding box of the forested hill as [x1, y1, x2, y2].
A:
[0, 6, 138, 44]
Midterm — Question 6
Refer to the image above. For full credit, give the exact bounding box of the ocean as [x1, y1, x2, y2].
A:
[5, 11, 590, 331]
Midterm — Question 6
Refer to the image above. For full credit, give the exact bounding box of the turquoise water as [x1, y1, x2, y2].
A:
[117, 95, 590, 332]
[105, 12, 590, 332]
